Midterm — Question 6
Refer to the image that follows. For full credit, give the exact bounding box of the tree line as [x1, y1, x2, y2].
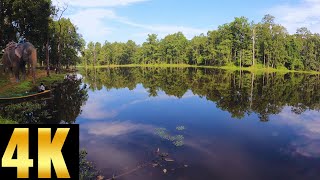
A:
[82, 15, 320, 71]
[0, 0, 85, 74]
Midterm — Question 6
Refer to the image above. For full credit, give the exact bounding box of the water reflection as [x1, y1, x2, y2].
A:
[80, 67, 320, 121]
[77, 67, 320, 180]
[274, 108, 320, 158]
[83, 121, 153, 137]
[0, 74, 89, 124]
[2, 68, 319, 179]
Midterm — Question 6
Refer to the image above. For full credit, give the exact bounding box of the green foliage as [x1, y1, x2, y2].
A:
[79, 149, 99, 180]
[0, 1, 84, 70]
[0, 73, 65, 97]
[0, 74, 89, 124]
[0, 78, 9, 87]
[0, 116, 17, 124]
[3, 102, 49, 123]
[47, 18, 85, 68]
[0, 0, 52, 49]
[80, 15, 320, 72]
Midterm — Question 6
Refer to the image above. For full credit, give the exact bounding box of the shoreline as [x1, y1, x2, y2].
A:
[0, 70, 65, 97]
[77, 64, 320, 74]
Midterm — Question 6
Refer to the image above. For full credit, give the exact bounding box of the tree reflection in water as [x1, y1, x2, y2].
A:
[80, 67, 320, 122]
[0, 74, 89, 124]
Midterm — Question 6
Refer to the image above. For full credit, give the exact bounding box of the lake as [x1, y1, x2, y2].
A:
[1, 67, 320, 180]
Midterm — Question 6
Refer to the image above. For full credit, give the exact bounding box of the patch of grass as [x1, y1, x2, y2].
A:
[0, 79, 8, 87]
[15, 81, 33, 92]
[37, 74, 65, 85]
[0, 71, 65, 97]
[0, 116, 17, 124]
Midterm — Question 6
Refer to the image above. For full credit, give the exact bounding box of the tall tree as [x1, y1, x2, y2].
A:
[230, 17, 251, 67]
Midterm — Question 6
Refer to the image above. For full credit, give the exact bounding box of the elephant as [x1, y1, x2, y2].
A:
[1, 41, 37, 83]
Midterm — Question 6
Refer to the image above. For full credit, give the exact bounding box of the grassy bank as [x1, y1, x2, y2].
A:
[0, 116, 17, 124]
[78, 64, 320, 74]
[0, 70, 65, 97]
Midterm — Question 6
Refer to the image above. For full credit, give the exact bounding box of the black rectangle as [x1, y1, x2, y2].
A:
[0, 124, 79, 179]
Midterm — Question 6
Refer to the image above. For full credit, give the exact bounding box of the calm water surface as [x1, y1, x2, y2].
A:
[1, 67, 319, 180]
[77, 67, 320, 180]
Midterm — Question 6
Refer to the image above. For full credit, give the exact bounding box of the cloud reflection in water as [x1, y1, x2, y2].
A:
[275, 107, 320, 158]
[83, 121, 153, 137]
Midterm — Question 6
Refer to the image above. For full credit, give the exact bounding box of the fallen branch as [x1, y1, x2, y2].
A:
[105, 162, 150, 180]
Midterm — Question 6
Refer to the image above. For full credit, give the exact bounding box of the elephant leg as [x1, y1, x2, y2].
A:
[27, 63, 31, 75]
[10, 67, 14, 77]
[20, 60, 26, 81]
[16, 71, 20, 82]
[30, 55, 37, 84]
[13, 66, 20, 82]
[21, 66, 26, 80]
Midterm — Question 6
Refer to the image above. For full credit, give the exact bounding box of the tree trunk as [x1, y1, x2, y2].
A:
[46, 39, 50, 77]
[0, 5, 4, 47]
[67, 58, 70, 69]
[240, 50, 242, 69]
[56, 6, 67, 73]
[93, 46, 96, 67]
[57, 36, 60, 74]
[252, 27, 255, 66]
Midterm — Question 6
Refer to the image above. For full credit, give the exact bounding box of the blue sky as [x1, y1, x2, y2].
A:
[53, 0, 320, 44]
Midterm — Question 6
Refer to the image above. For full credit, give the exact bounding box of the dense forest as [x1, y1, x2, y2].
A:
[80, 67, 320, 121]
[82, 15, 320, 71]
[0, 0, 85, 73]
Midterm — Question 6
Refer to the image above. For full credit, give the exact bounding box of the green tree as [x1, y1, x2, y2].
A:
[230, 17, 251, 67]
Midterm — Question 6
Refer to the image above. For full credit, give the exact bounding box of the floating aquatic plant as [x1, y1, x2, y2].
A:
[176, 126, 185, 131]
[155, 128, 184, 147]
[173, 140, 184, 147]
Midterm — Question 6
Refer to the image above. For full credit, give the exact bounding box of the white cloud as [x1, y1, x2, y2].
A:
[269, 0, 320, 34]
[66, 8, 117, 43]
[52, 0, 208, 44]
[118, 19, 207, 39]
[134, 25, 207, 40]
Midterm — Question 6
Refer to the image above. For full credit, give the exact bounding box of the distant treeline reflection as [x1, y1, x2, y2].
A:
[80, 67, 320, 121]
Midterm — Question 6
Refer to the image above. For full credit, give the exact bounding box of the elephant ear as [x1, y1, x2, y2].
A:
[15, 48, 22, 59]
